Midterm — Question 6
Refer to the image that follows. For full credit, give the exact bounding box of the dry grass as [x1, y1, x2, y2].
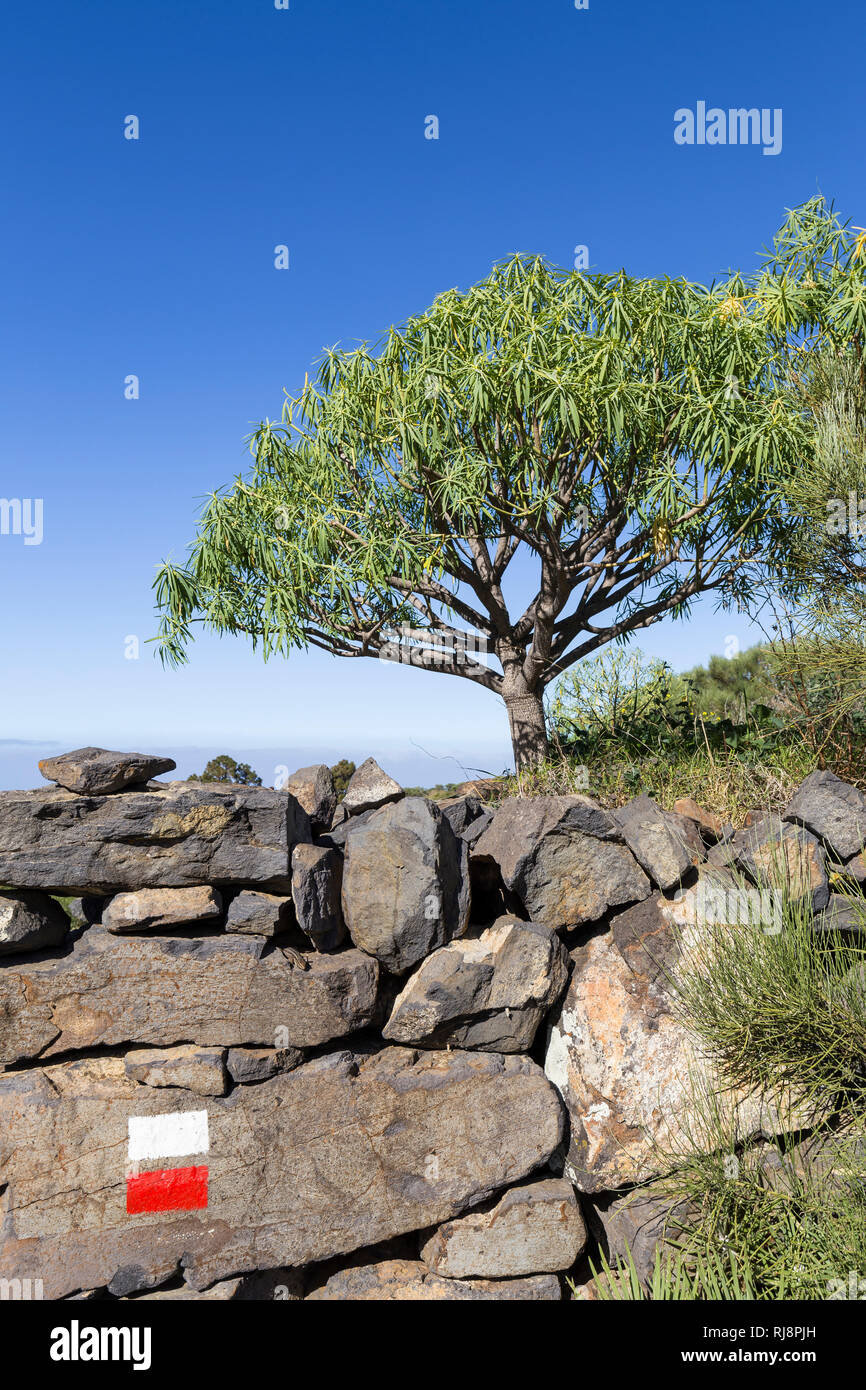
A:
[498, 744, 819, 824]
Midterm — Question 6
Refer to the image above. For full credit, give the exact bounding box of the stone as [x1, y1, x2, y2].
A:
[342, 797, 470, 974]
[226, 1046, 304, 1084]
[38, 746, 177, 795]
[839, 850, 866, 887]
[783, 769, 866, 860]
[440, 794, 483, 837]
[124, 1045, 228, 1096]
[315, 805, 377, 851]
[461, 810, 493, 847]
[756, 1127, 865, 1198]
[60, 897, 104, 929]
[734, 815, 830, 912]
[291, 844, 346, 951]
[0, 782, 311, 895]
[811, 893, 866, 938]
[545, 890, 815, 1193]
[306, 1259, 561, 1300]
[613, 794, 703, 891]
[284, 764, 337, 832]
[472, 795, 650, 930]
[420, 1177, 585, 1278]
[383, 916, 569, 1052]
[224, 890, 294, 938]
[0, 1047, 564, 1299]
[0, 888, 68, 956]
[587, 1185, 698, 1286]
[673, 796, 725, 842]
[102, 885, 223, 934]
[341, 757, 404, 817]
[126, 1269, 305, 1301]
[0, 926, 379, 1065]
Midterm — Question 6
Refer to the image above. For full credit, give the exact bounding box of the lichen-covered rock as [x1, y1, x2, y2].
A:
[734, 815, 830, 912]
[342, 758, 404, 817]
[0, 888, 68, 956]
[0, 782, 310, 895]
[0, 1047, 564, 1299]
[291, 844, 346, 951]
[545, 890, 815, 1192]
[383, 917, 568, 1051]
[306, 1258, 561, 1300]
[38, 746, 176, 795]
[342, 797, 470, 973]
[103, 886, 222, 934]
[124, 1045, 228, 1096]
[420, 1177, 585, 1278]
[0, 926, 379, 1064]
[472, 795, 650, 929]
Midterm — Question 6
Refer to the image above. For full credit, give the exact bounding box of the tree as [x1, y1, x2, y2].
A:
[760, 200, 866, 715]
[329, 759, 356, 798]
[155, 231, 809, 769]
[189, 755, 262, 786]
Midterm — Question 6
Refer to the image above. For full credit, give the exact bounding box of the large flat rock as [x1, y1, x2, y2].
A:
[0, 927, 379, 1064]
[0, 1047, 564, 1299]
[0, 782, 310, 895]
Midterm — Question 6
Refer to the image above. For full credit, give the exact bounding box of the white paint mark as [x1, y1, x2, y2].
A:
[127, 1109, 209, 1162]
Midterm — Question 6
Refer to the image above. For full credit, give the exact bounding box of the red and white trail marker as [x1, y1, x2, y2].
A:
[126, 1109, 209, 1215]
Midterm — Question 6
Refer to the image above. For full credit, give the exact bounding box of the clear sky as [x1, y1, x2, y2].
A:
[1, 0, 863, 790]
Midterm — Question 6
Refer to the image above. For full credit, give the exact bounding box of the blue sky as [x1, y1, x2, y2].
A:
[1, 0, 863, 790]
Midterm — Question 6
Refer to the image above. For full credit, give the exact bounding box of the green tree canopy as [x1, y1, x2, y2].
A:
[189, 755, 262, 786]
[156, 213, 824, 768]
[329, 759, 356, 798]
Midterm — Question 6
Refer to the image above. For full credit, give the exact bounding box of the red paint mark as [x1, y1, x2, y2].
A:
[126, 1164, 208, 1214]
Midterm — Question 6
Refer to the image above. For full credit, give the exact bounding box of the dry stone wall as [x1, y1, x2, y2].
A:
[1, 750, 863, 1300]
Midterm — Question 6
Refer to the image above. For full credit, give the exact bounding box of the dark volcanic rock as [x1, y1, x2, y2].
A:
[224, 890, 294, 938]
[341, 797, 470, 973]
[0, 1048, 564, 1299]
[0, 781, 310, 895]
[38, 747, 177, 795]
[784, 769, 866, 860]
[284, 764, 337, 832]
[383, 916, 569, 1052]
[291, 843, 346, 952]
[472, 795, 650, 929]
[0, 926, 379, 1064]
[0, 888, 69, 956]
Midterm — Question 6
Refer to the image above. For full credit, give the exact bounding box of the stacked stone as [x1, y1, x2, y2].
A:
[1, 750, 863, 1300]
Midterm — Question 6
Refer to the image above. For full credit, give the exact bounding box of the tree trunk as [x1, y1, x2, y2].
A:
[504, 688, 549, 771]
